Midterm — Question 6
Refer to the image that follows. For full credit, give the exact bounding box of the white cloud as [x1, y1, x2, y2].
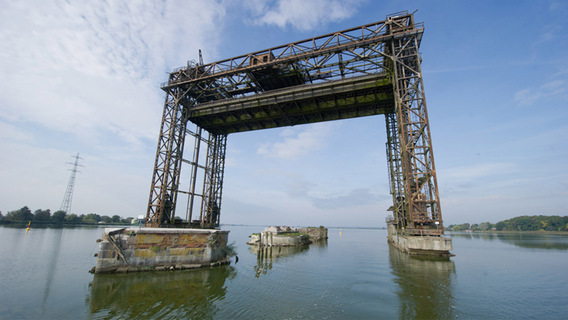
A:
[310, 188, 383, 210]
[257, 122, 337, 159]
[0, 0, 228, 216]
[514, 80, 567, 106]
[225, 157, 238, 167]
[0, 0, 226, 145]
[286, 179, 316, 198]
[549, 1, 567, 12]
[246, 0, 363, 31]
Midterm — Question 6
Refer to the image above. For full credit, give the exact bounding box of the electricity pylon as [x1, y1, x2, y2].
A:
[60, 153, 84, 214]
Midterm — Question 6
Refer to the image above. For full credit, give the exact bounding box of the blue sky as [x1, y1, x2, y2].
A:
[1, 0, 566, 227]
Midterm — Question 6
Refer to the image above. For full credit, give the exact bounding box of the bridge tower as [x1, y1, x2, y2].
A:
[145, 11, 444, 236]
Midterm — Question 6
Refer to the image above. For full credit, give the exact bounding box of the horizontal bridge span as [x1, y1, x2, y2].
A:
[188, 74, 394, 134]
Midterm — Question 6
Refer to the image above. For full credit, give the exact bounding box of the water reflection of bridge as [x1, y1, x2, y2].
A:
[250, 242, 327, 278]
[388, 245, 456, 319]
[88, 267, 236, 318]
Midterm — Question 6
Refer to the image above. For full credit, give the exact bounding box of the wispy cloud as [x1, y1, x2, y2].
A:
[310, 188, 385, 210]
[245, 0, 363, 31]
[0, 0, 226, 145]
[514, 80, 567, 106]
[257, 122, 338, 159]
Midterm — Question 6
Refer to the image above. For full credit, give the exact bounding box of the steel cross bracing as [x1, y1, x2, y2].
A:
[386, 13, 443, 235]
[146, 11, 445, 234]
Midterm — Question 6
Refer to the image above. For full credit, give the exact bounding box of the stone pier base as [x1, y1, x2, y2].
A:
[387, 223, 454, 257]
[92, 228, 230, 274]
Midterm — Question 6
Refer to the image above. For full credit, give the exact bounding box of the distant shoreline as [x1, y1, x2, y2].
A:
[0, 220, 132, 228]
[449, 230, 568, 235]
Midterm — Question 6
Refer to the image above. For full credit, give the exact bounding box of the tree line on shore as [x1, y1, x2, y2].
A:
[447, 215, 568, 232]
[0, 206, 134, 225]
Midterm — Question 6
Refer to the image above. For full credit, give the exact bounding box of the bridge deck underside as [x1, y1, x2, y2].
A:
[187, 75, 394, 135]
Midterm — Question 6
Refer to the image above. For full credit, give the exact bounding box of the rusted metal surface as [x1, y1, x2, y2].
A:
[385, 13, 443, 235]
[146, 11, 445, 234]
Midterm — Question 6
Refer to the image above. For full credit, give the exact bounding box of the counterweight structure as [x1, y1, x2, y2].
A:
[146, 11, 444, 236]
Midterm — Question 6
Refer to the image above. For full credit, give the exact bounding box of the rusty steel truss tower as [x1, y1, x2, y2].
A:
[146, 11, 444, 235]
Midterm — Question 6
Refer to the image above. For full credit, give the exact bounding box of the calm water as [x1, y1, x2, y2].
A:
[0, 225, 566, 319]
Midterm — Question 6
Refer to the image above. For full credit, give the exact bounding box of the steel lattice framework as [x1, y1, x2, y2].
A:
[146, 11, 444, 235]
[60, 153, 83, 214]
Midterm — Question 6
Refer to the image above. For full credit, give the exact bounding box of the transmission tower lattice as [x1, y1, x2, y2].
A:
[60, 153, 84, 214]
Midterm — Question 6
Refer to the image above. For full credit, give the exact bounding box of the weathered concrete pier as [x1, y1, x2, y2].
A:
[91, 228, 230, 274]
[387, 221, 453, 257]
[247, 226, 328, 247]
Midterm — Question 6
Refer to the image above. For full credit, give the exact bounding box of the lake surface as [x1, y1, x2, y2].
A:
[0, 225, 566, 319]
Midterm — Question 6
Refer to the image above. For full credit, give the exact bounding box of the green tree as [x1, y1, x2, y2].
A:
[121, 217, 134, 224]
[101, 216, 112, 223]
[111, 215, 121, 223]
[451, 224, 468, 231]
[65, 214, 82, 223]
[51, 210, 66, 223]
[479, 222, 492, 231]
[83, 213, 101, 224]
[5, 206, 34, 221]
[495, 221, 506, 231]
[34, 209, 51, 221]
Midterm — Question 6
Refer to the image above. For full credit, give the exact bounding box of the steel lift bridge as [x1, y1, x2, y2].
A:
[145, 11, 445, 236]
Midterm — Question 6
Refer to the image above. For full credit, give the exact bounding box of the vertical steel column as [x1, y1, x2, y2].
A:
[146, 88, 190, 227]
[199, 133, 227, 228]
[385, 113, 407, 228]
[387, 14, 444, 235]
[185, 126, 203, 223]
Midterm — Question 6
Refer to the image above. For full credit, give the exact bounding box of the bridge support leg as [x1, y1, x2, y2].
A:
[387, 18, 444, 235]
[385, 112, 407, 229]
[146, 89, 188, 227]
[200, 133, 227, 228]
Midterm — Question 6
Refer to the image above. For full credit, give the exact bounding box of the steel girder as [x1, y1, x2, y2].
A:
[159, 14, 409, 101]
[189, 75, 394, 134]
[386, 14, 443, 235]
[146, 11, 444, 232]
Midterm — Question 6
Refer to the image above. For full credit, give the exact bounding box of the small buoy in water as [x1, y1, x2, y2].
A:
[26, 221, 31, 231]
[339, 228, 342, 235]
[235, 256, 239, 264]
